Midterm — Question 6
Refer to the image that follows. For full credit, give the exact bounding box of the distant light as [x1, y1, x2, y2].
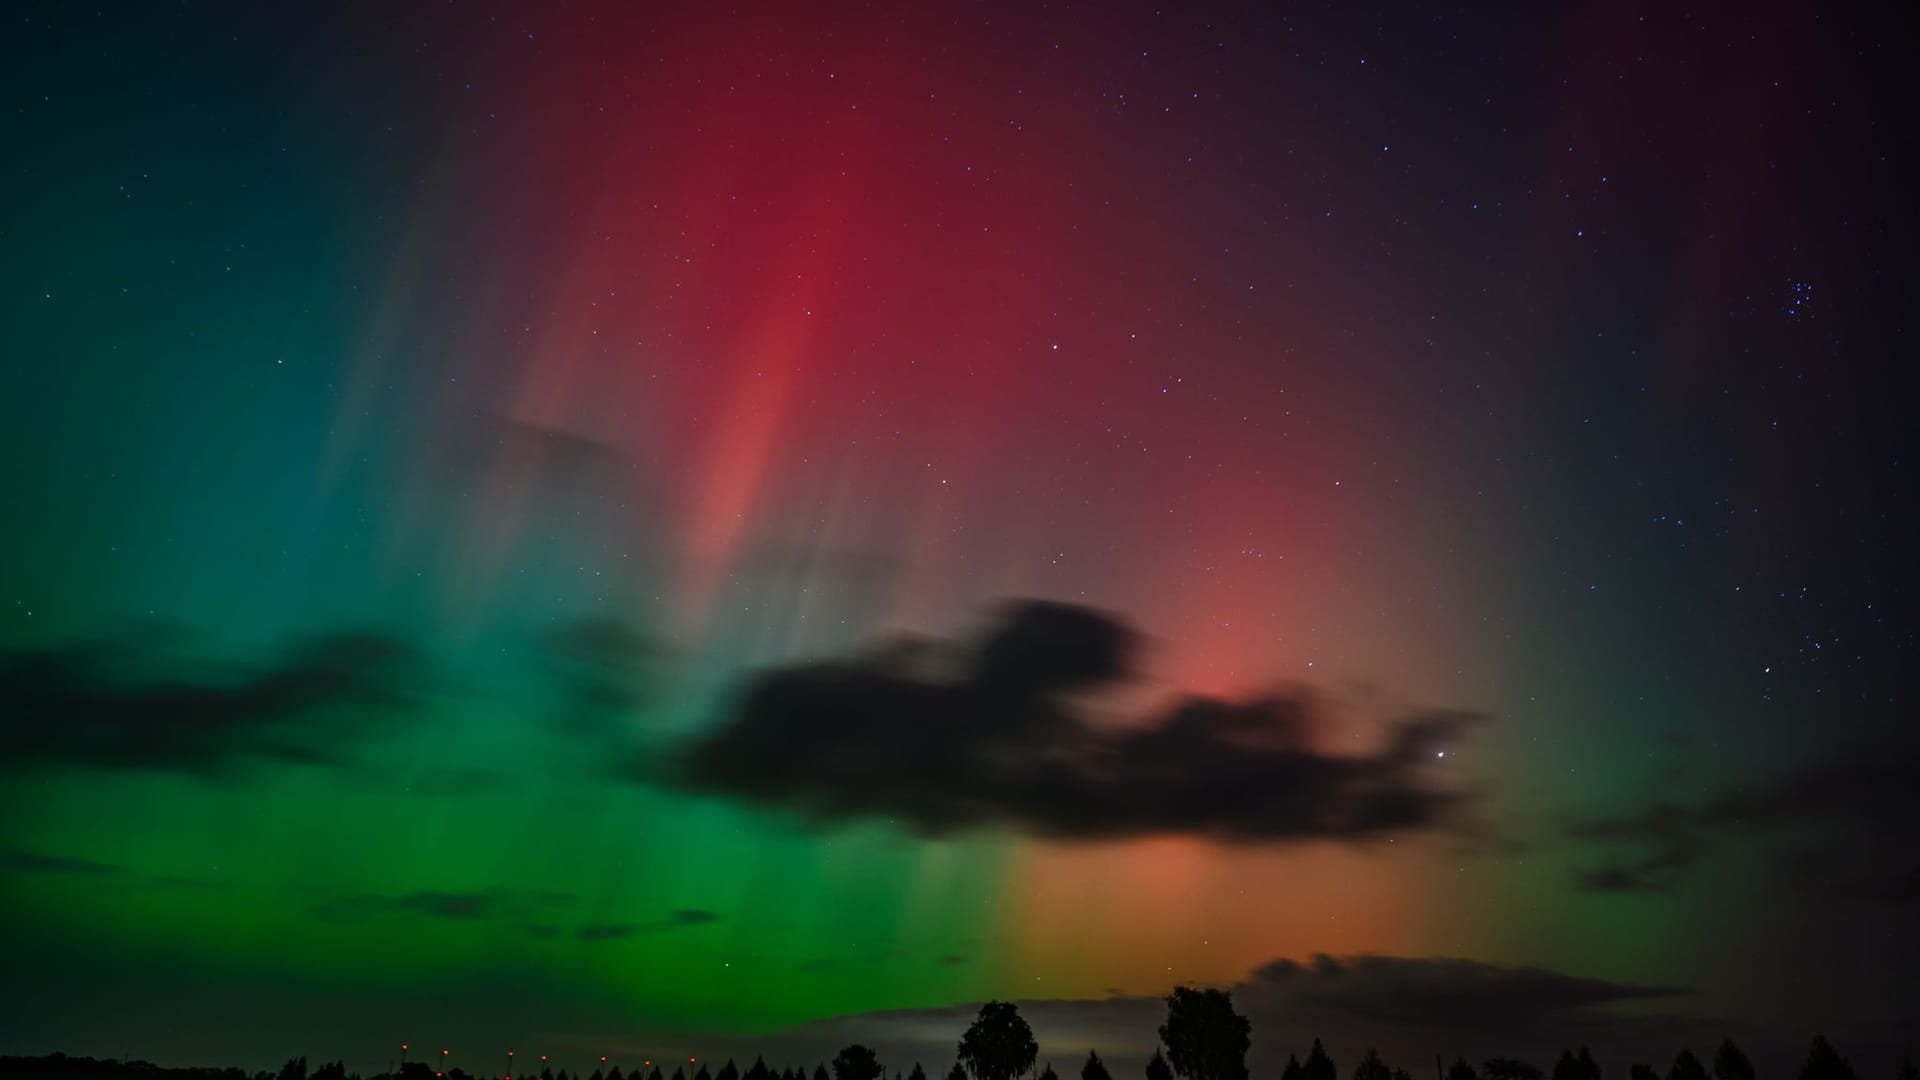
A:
[1436, 750, 1446, 758]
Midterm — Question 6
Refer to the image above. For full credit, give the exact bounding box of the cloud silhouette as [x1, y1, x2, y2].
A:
[678, 600, 1480, 842]
[0, 848, 122, 877]
[1242, 954, 1682, 1031]
[0, 630, 423, 776]
[575, 909, 722, 940]
[1570, 745, 1920, 901]
[753, 954, 1688, 1079]
[313, 890, 499, 921]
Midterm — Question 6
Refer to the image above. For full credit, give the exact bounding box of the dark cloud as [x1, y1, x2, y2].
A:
[314, 890, 498, 921]
[678, 600, 1480, 842]
[311, 888, 581, 927]
[1242, 954, 1682, 1032]
[0, 630, 423, 777]
[1570, 746, 1919, 901]
[538, 616, 662, 740]
[749, 954, 1690, 1080]
[0, 848, 121, 876]
[575, 909, 721, 941]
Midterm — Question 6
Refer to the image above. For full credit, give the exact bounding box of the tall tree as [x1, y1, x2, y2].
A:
[833, 1048, 884, 1080]
[1631, 1068, 1658, 1080]
[1354, 1050, 1392, 1080]
[959, 1002, 1039, 1080]
[718, 1062, 739, 1080]
[909, 1066, 928, 1080]
[1671, 1050, 1709, 1080]
[1084, 1053, 1112, 1080]
[1482, 1061, 1543, 1080]
[1147, 1053, 1173, 1080]
[1798, 1039, 1853, 1080]
[1158, 986, 1251, 1080]
[1713, 1041, 1754, 1080]
[1449, 1060, 1478, 1080]
[948, 1065, 967, 1080]
[1303, 1043, 1338, 1080]
[746, 1061, 769, 1080]
[1282, 1057, 1303, 1080]
[1039, 1066, 1058, 1080]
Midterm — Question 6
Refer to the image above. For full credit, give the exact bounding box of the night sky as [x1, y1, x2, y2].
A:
[1, 2, 1913, 1076]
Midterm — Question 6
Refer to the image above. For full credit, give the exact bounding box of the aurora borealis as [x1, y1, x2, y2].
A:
[1, 1, 1913, 1076]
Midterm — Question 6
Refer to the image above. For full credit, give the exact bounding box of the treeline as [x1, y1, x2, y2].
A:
[4, 990, 1915, 1080]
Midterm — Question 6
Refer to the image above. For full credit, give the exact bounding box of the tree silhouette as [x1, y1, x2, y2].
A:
[909, 1066, 927, 1080]
[747, 1062, 769, 1080]
[1147, 1052, 1173, 1080]
[959, 1002, 1039, 1080]
[948, 1065, 967, 1080]
[280, 1058, 309, 1080]
[609, 1067, 626, 1080]
[1303, 1042, 1338, 1080]
[696, 1067, 712, 1080]
[718, 1062, 739, 1080]
[672, 1068, 687, 1080]
[1083, 1053, 1111, 1080]
[1448, 1060, 1478, 1080]
[1712, 1041, 1753, 1080]
[1158, 987, 1250, 1080]
[1282, 1056, 1303, 1080]
[1353, 1050, 1392, 1080]
[1482, 1061, 1542, 1080]
[1798, 1039, 1853, 1080]
[649, 1068, 663, 1080]
[1631, 1068, 1658, 1080]
[1894, 1059, 1916, 1080]
[1671, 1050, 1708, 1080]
[832, 1048, 883, 1080]
[1039, 1066, 1058, 1080]
[1558, 1050, 1602, 1080]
